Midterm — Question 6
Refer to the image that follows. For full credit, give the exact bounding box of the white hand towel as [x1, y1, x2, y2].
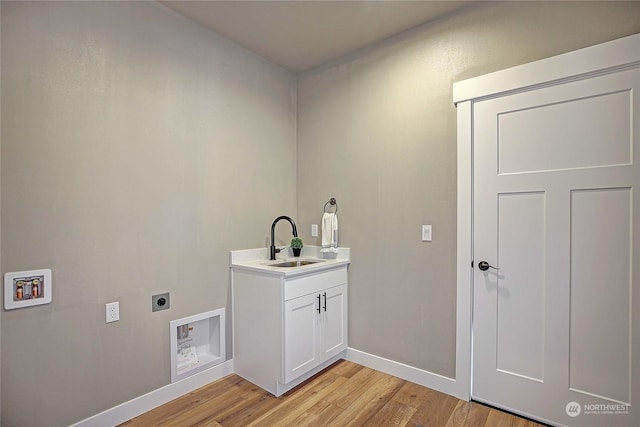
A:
[322, 212, 338, 247]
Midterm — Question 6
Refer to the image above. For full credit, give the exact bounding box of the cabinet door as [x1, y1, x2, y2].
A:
[321, 284, 348, 360]
[283, 292, 321, 383]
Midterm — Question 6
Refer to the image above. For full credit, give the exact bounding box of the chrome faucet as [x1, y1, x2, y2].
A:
[270, 216, 298, 260]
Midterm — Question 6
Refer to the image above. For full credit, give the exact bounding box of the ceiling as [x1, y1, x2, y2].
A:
[160, 1, 476, 74]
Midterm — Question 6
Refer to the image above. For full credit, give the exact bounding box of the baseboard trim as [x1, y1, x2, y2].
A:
[71, 359, 234, 427]
[345, 348, 466, 400]
[73, 348, 467, 425]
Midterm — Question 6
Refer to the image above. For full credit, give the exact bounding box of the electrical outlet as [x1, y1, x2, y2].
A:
[311, 224, 318, 237]
[422, 225, 432, 242]
[152, 292, 170, 312]
[106, 301, 119, 323]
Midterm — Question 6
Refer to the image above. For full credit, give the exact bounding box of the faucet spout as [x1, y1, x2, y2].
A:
[270, 216, 298, 260]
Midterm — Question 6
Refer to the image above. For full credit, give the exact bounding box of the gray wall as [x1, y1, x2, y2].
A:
[2, 1, 640, 426]
[296, 1, 640, 378]
[1, 2, 296, 426]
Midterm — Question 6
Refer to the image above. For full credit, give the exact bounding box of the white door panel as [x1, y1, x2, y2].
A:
[569, 188, 631, 404]
[321, 284, 347, 359]
[284, 293, 319, 383]
[473, 66, 639, 426]
[495, 191, 546, 382]
[497, 89, 632, 175]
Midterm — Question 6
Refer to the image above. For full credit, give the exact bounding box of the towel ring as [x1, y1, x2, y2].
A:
[324, 198, 338, 213]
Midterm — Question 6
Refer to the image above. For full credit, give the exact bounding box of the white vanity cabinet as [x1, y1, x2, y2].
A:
[232, 262, 348, 396]
[283, 282, 347, 383]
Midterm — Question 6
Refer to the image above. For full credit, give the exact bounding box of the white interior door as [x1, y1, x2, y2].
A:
[472, 66, 639, 426]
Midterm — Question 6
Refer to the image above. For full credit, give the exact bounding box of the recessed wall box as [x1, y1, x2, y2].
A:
[4, 269, 52, 310]
[169, 308, 225, 383]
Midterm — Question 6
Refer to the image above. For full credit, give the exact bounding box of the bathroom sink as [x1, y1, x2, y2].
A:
[270, 260, 324, 268]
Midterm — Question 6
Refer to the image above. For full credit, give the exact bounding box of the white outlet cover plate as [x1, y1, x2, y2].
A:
[106, 301, 119, 323]
[422, 225, 432, 242]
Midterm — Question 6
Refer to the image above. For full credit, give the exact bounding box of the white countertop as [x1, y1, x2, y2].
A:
[230, 246, 350, 278]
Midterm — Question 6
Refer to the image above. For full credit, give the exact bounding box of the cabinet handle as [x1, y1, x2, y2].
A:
[323, 292, 327, 312]
[317, 294, 321, 313]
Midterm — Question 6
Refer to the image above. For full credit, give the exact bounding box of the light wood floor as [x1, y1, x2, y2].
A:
[121, 360, 545, 427]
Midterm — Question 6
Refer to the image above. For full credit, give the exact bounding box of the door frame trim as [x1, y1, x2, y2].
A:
[453, 34, 640, 104]
[453, 33, 640, 401]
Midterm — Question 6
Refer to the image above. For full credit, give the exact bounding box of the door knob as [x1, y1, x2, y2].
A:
[478, 261, 499, 271]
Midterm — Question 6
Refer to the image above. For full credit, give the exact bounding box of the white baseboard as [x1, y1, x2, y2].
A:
[71, 359, 234, 427]
[345, 347, 467, 400]
[72, 348, 467, 426]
